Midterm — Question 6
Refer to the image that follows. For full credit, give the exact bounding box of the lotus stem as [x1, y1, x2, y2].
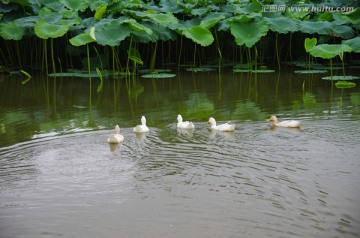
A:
[275, 33, 280, 71]
[86, 44, 92, 115]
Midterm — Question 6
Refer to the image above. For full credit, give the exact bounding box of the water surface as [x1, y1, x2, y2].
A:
[1, 68, 360, 237]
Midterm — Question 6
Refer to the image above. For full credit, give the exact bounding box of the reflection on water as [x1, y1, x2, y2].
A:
[0, 69, 360, 238]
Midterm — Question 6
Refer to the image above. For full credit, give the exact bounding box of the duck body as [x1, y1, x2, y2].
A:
[177, 114, 195, 129]
[133, 116, 150, 133]
[208, 117, 235, 132]
[107, 125, 124, 143]
[267, 115, 301, 128]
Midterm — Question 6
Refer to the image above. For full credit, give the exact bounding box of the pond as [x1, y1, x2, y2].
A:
[1, 67, 360, 238]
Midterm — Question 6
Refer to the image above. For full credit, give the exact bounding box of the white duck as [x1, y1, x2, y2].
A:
[107, 125, 124, 143]
[177, 114, 195, 129]
[133, 116, 150, 133]
[207, 117, 235, 132]
[267, 115, 301, 128]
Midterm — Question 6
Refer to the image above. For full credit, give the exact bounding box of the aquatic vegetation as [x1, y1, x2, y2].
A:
[294, 70, 328, 74]
[322, 75, 360, 81]
[233, 69, 275, 73]
[141, 73, 176, 79]
[186, 67, 216, 72]
[335, 81, 356, 88]
[0, 0, 359, 80]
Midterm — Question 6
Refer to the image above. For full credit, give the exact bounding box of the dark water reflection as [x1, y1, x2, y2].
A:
[1, 69, 360, 238]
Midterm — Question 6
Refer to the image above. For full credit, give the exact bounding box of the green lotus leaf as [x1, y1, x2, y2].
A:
[309, 44, 352, 59]
[191, 7, 208, 16]
[289, 10, 310, 20]
[37, 8, 63, 23]
[340, 8, 360, 25]
[34, 21, 69, 39]
[95, 20, 132, 46]
[251, 69, 275, 73]
[138, 69, 172, 74]
[263, 17, 299, 34]
[318, 12, 333, 22]
[332, 25, 355, 39]
[200, 13, 226, 29]
[233, 69, 275, 73]
[335, 81, 356, 88]
[69, 33, 95, 46]
[234, 0, 262, 14]
[59, 0, 87, 11]
[128, 48, 143, 65]
[343, 37, 360, 53]
[294, 70, 327, 74]
[84, 0, 107, 11]
[48, 69, 110, 78]
[233, 69, 251, 73]
[123, 19, 153, 35]
[0, 21, 25, 40]
[322, 75, 359, 81]
[304, 38, 317, 52]
[183, 25, 214, 47]
[299, 21, 332, 35]
[94, 4, 107, 20]
[146, 12, 179, 26]
[186, 67, 216, 72]
[230, 21, 269, 48]
[141, 73, 176, 78]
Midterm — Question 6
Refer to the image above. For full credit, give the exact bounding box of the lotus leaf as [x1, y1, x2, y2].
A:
[251, 69, 275, 73]
[0, 21, 25, 40]
[304, 38, 317, 53]
[343, 37, 360, 53]
[191, 7, 208, 16]
[309, 44, 352, 59]
[322, 75, 360, 81]
[141, 73, 176, 78]
[94, 4, 107, 20]
[230, 21, 269, 48]
[263, 17, 299, 34]
[95, 20, 132, 46]
[59, 0, 87, 11]
[233, 69, 251, 73]
[234, 0, 262, 14]
[146, 12, 179, 26]
[34, 21, 69, 39]
[294, 70, 327, 74]
[183, 26, 214, 47]
[138, 69, 172, 74]
[128, 48, 143, 65]
[317, 12, 333, 22]
[123, 19, 153, 35]
[340, 8, 360, 25]
[233, 69, 275, 73]
[186, 67, 216, 72]
[200, 13, 226, 29]
[69, 33, 95, 47]
[300, 21, 333, 35]
[48, 70, 110, 78]
[85, 0, 108, 11]
[37, 8, 63, 24]
[332, 25, 355, 39]
[335, 81, 356, 88]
